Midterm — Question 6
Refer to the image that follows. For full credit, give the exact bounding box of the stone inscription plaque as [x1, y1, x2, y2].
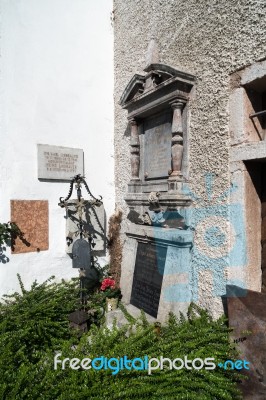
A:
[38, 144, 84, 180]
[11, 200, 49, 253]
[130, 242, 167, 318]
[144, 112, 172, 179]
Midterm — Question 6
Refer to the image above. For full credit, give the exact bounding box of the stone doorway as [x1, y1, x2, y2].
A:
[245, 160, 266, 293]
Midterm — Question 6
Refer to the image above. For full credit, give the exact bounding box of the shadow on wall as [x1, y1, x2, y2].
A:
[0, 222, 31, 263]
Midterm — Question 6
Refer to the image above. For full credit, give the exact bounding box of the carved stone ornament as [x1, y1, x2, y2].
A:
[148, 191, 161, 210]
[140, 191, 166, 227]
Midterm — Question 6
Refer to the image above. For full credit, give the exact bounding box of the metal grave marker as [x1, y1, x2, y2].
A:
[58, 174, 104, 303]
[72, 238, 91, 269]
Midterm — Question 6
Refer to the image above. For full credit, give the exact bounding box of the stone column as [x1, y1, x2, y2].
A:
[129, 118, 140, 180]
[168, 101, 185, 191]
[171, 101, 184, 174]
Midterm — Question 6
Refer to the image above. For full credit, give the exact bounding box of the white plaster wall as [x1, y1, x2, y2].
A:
[0, 0, 114, 296]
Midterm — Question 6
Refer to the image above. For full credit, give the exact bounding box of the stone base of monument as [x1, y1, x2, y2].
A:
[120, 224, 193, 323]
[226, 286, 266, 399]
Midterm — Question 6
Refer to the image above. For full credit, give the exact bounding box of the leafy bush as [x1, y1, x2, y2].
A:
[0, 222, 22, 247]
[0, 221, 29, 250]
[0, 277, 242, 400]
[0, 276, 80, 366]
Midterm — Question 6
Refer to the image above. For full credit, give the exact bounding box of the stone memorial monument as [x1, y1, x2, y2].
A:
[119, 59, 196, 321]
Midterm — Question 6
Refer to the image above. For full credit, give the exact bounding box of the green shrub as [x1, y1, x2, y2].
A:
[0, 222, 22, 247]
[0, 277, 243, 400]
[0, 221, 28, 252]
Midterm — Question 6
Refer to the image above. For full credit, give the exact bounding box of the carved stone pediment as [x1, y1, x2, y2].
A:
[120, 63, 196, 112]
[119, 74, 145, 105]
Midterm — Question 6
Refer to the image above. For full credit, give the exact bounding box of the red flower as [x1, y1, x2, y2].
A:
[100, 278, 116, 291]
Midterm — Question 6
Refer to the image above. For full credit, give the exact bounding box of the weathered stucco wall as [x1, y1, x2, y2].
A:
[114, 0, 266, 316]
[0, 0, 114, 296]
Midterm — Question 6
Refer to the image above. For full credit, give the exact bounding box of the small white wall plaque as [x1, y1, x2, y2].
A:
[38, 144, 84, 180]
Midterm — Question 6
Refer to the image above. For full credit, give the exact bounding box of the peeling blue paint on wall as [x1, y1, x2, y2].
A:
[153, 172, 247, 303]
[186, 173, 247, 301]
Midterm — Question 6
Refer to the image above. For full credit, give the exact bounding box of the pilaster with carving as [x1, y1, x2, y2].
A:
[129, 118, 140, 180]
[168, 101, 185, 190]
